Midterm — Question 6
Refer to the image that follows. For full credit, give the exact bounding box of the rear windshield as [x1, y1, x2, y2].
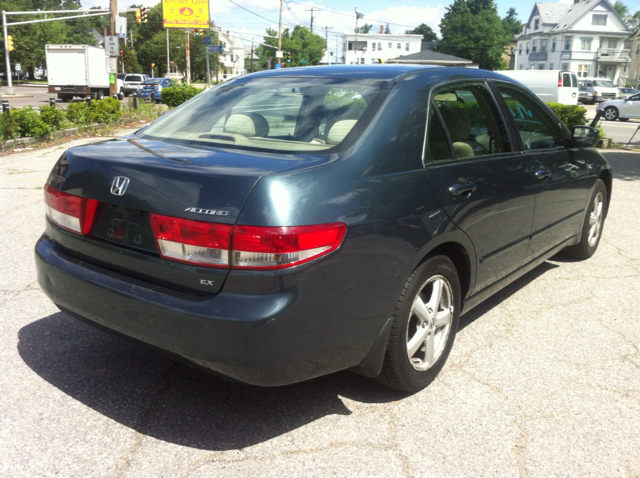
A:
[138, 77, 389, 153]
[125, 75, 142, 82]
[594, 80, 614, 87]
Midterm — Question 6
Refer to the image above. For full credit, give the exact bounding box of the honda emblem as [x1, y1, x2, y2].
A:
[110, 176, 130, 196]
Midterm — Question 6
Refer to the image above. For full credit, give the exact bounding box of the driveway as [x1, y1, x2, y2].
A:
[1, 133, 639, 477]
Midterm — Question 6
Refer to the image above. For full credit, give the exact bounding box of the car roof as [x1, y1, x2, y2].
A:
[242, 65, 512, 84]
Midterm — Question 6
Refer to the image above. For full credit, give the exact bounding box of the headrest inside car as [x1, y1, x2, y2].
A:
[327, 120, 358, 145]
[224, 113, 269, 137]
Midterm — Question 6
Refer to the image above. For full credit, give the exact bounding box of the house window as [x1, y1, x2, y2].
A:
[348, 42, 354, 51]
[372, 43, 376, 51]
[538, 64, 545, 70]
[578, 64, 589, 77]
[534, 19, 539, 29]
[518, 43, 522, 54]
[549, 63, 554, 70]
[580, 37, 592, 51]
[561, 63, 569, 71]
[551, 38, 557, 52]
[607, 38, 617, 49]
[378, 42, 381, 49]
[405, 43, 409, 51]
[526, 42, 530, 53]
[388, 42, 392, 48]
[532, 40, 537, 52]
[592, 14, 607, 25]
[563, 37, 572, 51]
[636, 45, 639, 55]
[360, 58, 365, 64]
[540, 39, 547, 52]
[397, 43, 401, 49]
[530, 64, 536, 70]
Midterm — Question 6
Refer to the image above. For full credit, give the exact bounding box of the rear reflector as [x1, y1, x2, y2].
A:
[44, 185, 98, 235]
[149, 213, 346, 270]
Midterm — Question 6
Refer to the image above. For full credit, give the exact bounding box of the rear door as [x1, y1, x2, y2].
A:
[493, 83, 591, 261]
[618, 93, 640, 119]
[558, 72, 578, 105]
[424, 81, 536, 294]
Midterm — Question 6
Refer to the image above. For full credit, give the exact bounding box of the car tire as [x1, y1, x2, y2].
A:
[564, 179, 607, 260]
[96, 89, 104, 100]
[603, 106, 619, 121]
[377, 255, 460, 392]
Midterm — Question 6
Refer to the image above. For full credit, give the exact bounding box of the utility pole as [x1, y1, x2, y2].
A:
[278, 0, 283, 51]
[250, 40, 254, 73]
[109, 0, 117, 97]
[306, 7, 314, 33]
[166, 28, 170, 77]
[216, 30, 219, 83]
[324, 26, 333, 65]
[2, 11, 14, 94]
[185, 29, 191, 85]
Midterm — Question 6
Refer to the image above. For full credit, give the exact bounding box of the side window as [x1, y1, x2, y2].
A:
[428, 83, 511, 161]
[496, 84, 564, 151]
[562, 73, 571, 87]
[426, 106, 453, 162]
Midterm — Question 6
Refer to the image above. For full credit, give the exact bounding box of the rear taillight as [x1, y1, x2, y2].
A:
[558, 77, 563, 87]
[44, 185, 98, 235]
[150, 214, 233, 268]
[232, 224, 346, 270]
[149, 213, 346, 270]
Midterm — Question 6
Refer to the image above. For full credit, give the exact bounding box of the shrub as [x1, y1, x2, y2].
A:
[87, 97, 121, 124]
[66, 102, 89, 125]
[161, 83, 200, 107]
[0, 112, 20, 141]
[39, 105, 65, 129]
[546, 103, 588, 129]
[11, 107, 50, 138]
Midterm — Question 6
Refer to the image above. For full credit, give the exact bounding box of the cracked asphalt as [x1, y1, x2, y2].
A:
[1, 130, 639, 477]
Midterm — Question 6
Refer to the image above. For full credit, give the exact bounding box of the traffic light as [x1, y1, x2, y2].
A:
[197, 29, 204, 36]
[7, 35, 14, 52]
[135, 9, 141, 23]
[286, 51, 291, 63]
[120, 50, 125, 62]
[140, 7, 148, 23]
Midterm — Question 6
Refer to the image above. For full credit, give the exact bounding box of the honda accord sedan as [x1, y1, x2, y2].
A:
[35, 66, 610, 392]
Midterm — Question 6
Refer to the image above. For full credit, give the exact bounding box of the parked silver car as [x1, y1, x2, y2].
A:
[597, 92, 640, 121]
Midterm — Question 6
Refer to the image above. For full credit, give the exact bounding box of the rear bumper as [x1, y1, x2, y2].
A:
[35, 235, 394, 386]
[48, 85, 91, 95]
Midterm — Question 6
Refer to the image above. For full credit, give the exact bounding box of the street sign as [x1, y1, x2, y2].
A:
[106, 57, 117, 74]
[162, 0, 209, 29]
[207, 45, 223, 52]
[275, 63, 282, 69]
[105, 36, 119, 57]
[276, 51, 283, 58]
[116, 16, 127, 38]
[203, 36, 211, 45]
[300, 60, 308, 64]
[15, 64, 21, 71]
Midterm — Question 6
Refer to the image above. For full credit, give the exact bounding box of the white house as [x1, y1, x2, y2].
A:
[513, 0, 632, 85]
[218, 32, 245, 81]
[342, 27, 422, 64]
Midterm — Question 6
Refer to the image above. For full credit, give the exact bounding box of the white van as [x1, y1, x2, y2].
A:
[577, 77, 619, 104]
[497, 70, 578, 105]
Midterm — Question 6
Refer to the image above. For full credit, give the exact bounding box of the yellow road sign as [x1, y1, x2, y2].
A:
[162, 0, 209, 29]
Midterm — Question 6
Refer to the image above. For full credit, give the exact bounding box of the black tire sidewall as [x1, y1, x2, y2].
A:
[383, 255, 461, 392]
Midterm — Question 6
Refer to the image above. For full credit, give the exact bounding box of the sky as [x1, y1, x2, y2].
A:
[79, 0, 639, 58]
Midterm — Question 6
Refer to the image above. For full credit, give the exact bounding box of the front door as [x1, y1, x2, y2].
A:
[424, 82, 536, 294]
[493, 83, 591, 261]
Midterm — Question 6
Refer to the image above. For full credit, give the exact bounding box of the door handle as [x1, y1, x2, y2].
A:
[448, 183, 477, 196]
[535, 169, 551, 180]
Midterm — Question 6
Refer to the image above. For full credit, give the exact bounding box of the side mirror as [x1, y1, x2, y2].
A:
[572, 125, 599, 148]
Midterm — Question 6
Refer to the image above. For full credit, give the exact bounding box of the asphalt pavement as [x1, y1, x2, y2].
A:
[1, 129, 639, 477]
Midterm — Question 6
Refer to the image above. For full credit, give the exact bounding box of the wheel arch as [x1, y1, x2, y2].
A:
[598, 168, 613, 213]
[419, 240, 474, 301]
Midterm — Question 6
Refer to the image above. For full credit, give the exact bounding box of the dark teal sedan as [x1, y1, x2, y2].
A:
[35, 66, 610, 392]
[137, 78, 174, 102]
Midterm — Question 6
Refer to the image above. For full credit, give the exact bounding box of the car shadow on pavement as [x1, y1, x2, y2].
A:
[602, 151, 640, 181]
[18, 261, 559, 451]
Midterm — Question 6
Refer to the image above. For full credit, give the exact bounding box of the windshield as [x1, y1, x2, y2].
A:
[138, 77, 389, 153]
[594, 80, 614, 87]
[143, 79, 163, 85]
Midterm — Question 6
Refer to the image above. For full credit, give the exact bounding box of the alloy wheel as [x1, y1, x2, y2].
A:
[406, 275, 454, 371]
[588, 191, 604, 247]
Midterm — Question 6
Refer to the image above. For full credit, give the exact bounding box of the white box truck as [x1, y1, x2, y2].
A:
[45, 44, 124, 101]
[497, 70, 579, 105]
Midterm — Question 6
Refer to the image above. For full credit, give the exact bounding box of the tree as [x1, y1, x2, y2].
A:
[438, 0, 511, 70]
[626, 10, 640, 35]
[356, 23, 372, 34]
[255, 25, 326, 69]
[405, 23, 438, 42]
[612, 0, 629, 18]
[384, 23, 391, 34]
[502, 7, 522, 39]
